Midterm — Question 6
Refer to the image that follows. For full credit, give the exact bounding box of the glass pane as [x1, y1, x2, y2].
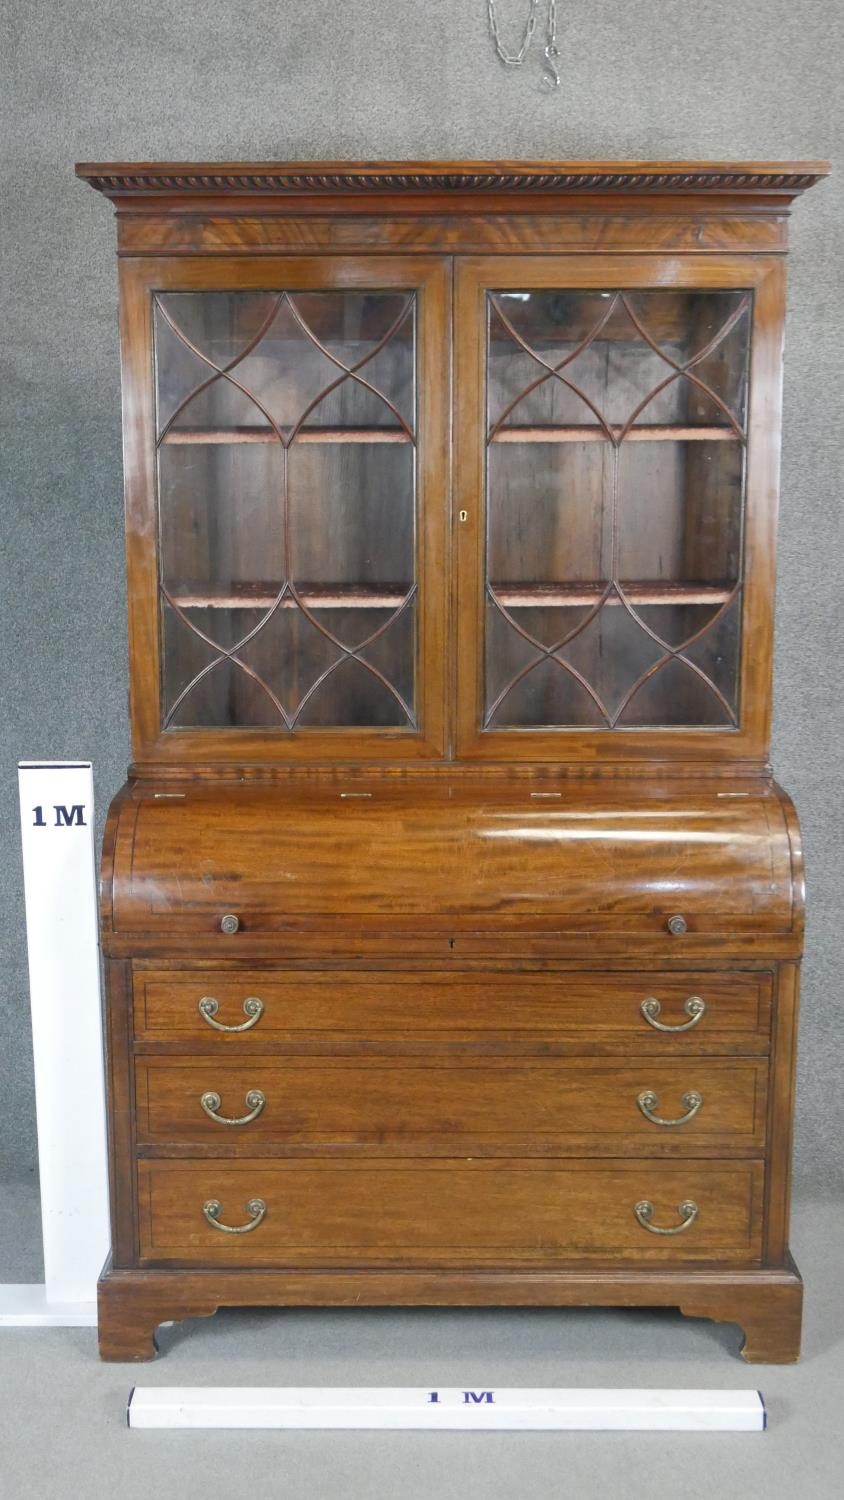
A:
[154, 289, 417, 730]
[484, 287, 750, 730]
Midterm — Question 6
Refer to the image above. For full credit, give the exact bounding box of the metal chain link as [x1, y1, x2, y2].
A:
[543, 0, 561, 88]
[487, 0, 539, 66]
[487, 1, 561, 88]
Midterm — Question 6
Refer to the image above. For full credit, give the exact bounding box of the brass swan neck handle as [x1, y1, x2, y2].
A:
[640, 996, 705, 1033]
[200, 1089, 266, 1126]
[198, 995, 264, 1032]
[202, 1198, 267, 1234]
[634, 1199, 699, 1235]
[637, 1089, 703, 1127]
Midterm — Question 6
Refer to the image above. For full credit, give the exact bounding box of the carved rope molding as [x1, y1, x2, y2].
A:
[76, 167, 826, 198]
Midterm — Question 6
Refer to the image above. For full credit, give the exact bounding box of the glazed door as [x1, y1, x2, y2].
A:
[454, 255, 785, 763]
[121, 256, 448, 764]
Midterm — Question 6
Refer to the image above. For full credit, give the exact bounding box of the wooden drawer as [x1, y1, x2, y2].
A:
[135, 1056, 768, 1153]
[137, 1158, 765, 1266]
[132, 969, 772, 1053]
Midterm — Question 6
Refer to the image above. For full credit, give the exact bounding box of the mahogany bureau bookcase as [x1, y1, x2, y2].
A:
[76, 159, 827, 1362]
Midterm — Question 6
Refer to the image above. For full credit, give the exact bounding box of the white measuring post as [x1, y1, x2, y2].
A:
[127, 1387, 767, 1431]
[0, 762, 109, 1327]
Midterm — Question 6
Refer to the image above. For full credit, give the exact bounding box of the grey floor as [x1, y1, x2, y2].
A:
[0, 1182, 841, 1500]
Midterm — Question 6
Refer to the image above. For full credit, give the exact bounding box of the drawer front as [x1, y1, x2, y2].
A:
[137, 1158, 764, 1266]
[135, 1057, 768, 1152]
[133, 969, 771, 1052]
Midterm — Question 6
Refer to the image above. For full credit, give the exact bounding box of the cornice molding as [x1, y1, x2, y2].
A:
[75, 160, 829, 202]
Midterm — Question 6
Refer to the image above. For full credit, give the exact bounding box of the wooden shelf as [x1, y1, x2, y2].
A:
[163, 423, 737, 447]
[160, 426, 411, 446]
[493, 583, 734, 608]
[168, 584, 409, 610]
[490, 425, 740, 444]
[168, 581, 732, 611]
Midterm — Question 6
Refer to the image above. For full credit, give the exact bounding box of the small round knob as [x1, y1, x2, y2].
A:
[220, 913, 240, 935]
[667, 914, 688, 936]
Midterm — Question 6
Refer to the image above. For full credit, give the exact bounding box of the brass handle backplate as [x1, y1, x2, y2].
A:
[198, 996, 264, 1033]
[200, 1089, 266, 1127]
[202, 1198, 267, 1234]
[637, 1089, 703, 1127]
[640, 996, 705, 1033]
[634, 1199, 699, 1235]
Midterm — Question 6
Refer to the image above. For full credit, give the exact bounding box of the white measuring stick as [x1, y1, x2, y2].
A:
[0, 763, 109, 1326]
[128, 1387, 766, 1431]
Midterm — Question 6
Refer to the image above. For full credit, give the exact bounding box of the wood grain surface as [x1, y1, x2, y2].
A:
[84, 159, 819, 1362]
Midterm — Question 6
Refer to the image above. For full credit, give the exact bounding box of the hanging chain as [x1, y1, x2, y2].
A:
[487, 1, 561, 89]
[487, 0, 539, 65]
[543, 0, 561, 89]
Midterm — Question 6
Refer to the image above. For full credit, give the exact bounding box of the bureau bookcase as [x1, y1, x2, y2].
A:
[77, 160, 826, 1361]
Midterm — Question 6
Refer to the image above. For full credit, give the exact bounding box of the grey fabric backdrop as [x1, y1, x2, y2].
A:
[1, 1, 842, 1192]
